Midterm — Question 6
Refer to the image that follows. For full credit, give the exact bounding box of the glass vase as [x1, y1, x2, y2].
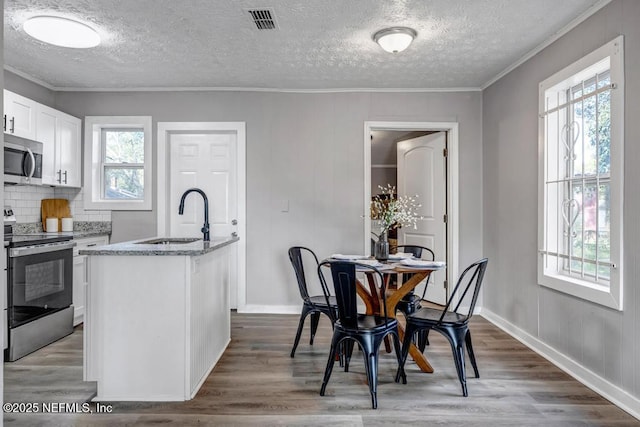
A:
[374, 230, 389, 262]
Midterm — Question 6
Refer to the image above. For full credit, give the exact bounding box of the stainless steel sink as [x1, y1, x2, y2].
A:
[136, 237, 201, 245]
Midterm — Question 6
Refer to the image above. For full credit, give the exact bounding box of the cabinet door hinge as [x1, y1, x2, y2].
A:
[443, 148, 448, 157]
[444, 280, 448, 289]
[443, 214, 448, 223]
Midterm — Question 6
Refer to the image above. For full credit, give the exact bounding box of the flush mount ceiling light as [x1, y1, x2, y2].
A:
[23, 16, 101, 48]
[373, 27, 417, 53]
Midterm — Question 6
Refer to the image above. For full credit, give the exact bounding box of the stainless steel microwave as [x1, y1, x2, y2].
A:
[4, 135, 43, 185]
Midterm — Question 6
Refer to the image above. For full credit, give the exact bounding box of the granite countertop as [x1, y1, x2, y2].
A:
[79, 235, 239, 256]
[13, 221, 112, 237]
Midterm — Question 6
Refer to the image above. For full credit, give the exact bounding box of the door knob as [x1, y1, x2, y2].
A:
[231, 219, 237, 225]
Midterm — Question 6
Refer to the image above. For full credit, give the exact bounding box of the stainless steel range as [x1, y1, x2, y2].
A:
[4, 217, 75, 361]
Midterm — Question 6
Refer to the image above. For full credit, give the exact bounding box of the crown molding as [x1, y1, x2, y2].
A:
[3, 64, 481, 94]
[41, 85, 482, 94]
[4, 65, 56, 91]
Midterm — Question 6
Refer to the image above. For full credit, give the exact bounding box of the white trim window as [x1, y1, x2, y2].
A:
[84, 116, 152, 210]
[538, 36, 624, 310]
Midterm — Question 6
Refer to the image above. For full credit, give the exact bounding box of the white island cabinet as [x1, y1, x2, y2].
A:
[81, 236, 238, 401]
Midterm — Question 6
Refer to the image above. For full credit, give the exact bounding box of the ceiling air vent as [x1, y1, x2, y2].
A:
[247, 9, 278, 30]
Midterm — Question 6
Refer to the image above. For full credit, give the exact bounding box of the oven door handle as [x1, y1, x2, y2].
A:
[9, 241, 76, 258]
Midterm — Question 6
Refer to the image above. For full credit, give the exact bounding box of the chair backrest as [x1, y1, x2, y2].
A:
[395, 244, 434, 261]
[439, 258, 488, 324]
[288, 246, 321, 302]
[395, 245, 435, 284]
[318, 260, 389, 329]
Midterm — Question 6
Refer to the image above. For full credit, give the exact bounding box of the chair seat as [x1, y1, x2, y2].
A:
[408, 307, 468, 325]
[336, 315, 398, 333]
[307, 295, 337, 307]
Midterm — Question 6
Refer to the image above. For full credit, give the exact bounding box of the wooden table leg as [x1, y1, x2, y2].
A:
[357, 277, 393, 352]
[383, 335, 392, 353]
[358, 269, 435, 373]
[387, 271, 435, 373]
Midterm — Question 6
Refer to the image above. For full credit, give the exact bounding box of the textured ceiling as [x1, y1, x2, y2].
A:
[4, 0, 605, 90]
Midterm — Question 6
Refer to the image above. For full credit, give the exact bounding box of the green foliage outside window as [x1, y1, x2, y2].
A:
[103, 129, 144, 200]
[568, 73, 611, 279]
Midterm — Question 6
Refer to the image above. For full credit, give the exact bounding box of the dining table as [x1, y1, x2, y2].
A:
[354, 260, 443, 374]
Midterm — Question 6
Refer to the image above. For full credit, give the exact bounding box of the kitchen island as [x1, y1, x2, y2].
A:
[80, 235, 239, 401]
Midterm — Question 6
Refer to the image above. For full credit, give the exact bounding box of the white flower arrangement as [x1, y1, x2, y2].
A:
[371, 184, 421, 234]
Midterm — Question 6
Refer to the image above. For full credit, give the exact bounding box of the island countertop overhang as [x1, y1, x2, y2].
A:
[79, 235, 239, 256]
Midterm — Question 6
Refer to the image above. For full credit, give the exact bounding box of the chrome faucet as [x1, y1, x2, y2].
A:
[178, 188, 210, 241]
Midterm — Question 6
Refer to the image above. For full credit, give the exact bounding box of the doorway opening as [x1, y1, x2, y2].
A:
[364, 121, 459, 305]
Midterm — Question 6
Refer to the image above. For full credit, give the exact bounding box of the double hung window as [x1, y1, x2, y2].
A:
[101, 128, 145, 200]
[84, 116, 152, 210]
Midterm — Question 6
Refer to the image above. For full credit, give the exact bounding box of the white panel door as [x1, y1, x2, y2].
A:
[168, 131, 238, 307]
[169, 132, 236, 238]
[397, 132, 447, 305]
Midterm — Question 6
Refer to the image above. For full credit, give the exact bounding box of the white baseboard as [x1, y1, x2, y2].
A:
[480, 308, 640, 421]
[238, 304, 300, 314]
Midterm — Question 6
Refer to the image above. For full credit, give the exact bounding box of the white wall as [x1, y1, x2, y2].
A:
[34, 89, 481, 310]
[482, 0, 639, 408]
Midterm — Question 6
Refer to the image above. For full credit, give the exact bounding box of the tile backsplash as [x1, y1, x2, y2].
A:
[4, 185, 111, 223]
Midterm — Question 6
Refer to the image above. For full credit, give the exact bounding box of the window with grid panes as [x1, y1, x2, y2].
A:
[84, 116, 152, 211]
[538, 36, 624, 310]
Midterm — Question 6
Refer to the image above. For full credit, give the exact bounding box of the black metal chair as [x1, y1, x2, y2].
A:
[318, 260, 406, 409]
[394, 245, 435, 351]
[288, 247, 338, 358]
[393, 244, 435, 315]
[396, 258, 488, 397]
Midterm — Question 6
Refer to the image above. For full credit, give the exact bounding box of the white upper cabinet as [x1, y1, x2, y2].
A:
[3, 90, 37, 140]
[36, 103, 82, 187]
[55, 111, 82, 187]
[37, 104, 57, 185]
[4, 89, 82, 188]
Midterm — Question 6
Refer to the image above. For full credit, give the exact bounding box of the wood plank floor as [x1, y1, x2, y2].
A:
[3, 324, 97, 405]
[4, 313, 639, 426]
